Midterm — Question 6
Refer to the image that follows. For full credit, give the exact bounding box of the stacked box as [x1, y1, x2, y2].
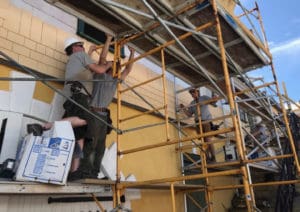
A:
[15, 121, 74, 185]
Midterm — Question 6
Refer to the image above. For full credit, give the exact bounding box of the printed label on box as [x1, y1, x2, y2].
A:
[16, 136, 74, 185]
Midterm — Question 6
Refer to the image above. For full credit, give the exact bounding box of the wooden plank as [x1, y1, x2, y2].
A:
[0, 181, 106, 194]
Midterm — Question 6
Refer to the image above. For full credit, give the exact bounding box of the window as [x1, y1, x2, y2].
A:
[77, 19, 125, 58]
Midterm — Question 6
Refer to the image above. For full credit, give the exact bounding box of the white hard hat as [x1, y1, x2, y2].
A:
[64, 37, 83, 50]
[254, 116, 262, 125]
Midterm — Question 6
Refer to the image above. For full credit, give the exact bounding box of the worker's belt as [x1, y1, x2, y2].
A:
[90, 106, 109, 113]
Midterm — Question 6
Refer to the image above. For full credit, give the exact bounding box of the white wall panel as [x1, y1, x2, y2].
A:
[48, 92, 65, 122]
[9, 71, 35, 115]
[30, 99, 51, 121]
[0, 91, 11, 110]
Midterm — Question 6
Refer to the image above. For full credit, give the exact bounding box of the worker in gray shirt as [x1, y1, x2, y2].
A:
[180, 88, 218, 162]
[48, 35, 135, 180]
[62, 36, 113, 180]
[78, 36, 136, 179]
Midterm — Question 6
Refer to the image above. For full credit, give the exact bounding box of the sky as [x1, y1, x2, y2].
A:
[237, 0, 300, 102]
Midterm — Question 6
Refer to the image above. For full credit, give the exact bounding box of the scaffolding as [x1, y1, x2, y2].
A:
[102, 0, 300, 211]
[0, 0, 300, 211]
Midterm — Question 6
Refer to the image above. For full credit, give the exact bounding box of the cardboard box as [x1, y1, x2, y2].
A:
[15, 121, 74, 185]
[43, 121, 75, 140]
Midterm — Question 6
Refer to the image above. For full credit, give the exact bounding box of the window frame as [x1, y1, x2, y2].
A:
[77, 19, 125, 58]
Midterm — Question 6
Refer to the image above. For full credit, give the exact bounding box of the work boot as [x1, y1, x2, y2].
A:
[208, 156, 216, 163]
[67, 170, 83, 181]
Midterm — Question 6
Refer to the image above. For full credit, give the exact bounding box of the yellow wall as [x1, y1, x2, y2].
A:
[211, 176, 239, 211]
[33, 81, 63, 104]
[132, 190, 184, 212]
[0, 64, 10, 91]
[106, 103, 238, 211]
[0, 0, 67, 78]
[107, 104, 181, 180]
[0, 0, 181, 119]
[0, 65, 63, 105]
[105, 104, 185, 211]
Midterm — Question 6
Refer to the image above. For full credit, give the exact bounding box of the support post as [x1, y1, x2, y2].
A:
[211, 0, 254, 210]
